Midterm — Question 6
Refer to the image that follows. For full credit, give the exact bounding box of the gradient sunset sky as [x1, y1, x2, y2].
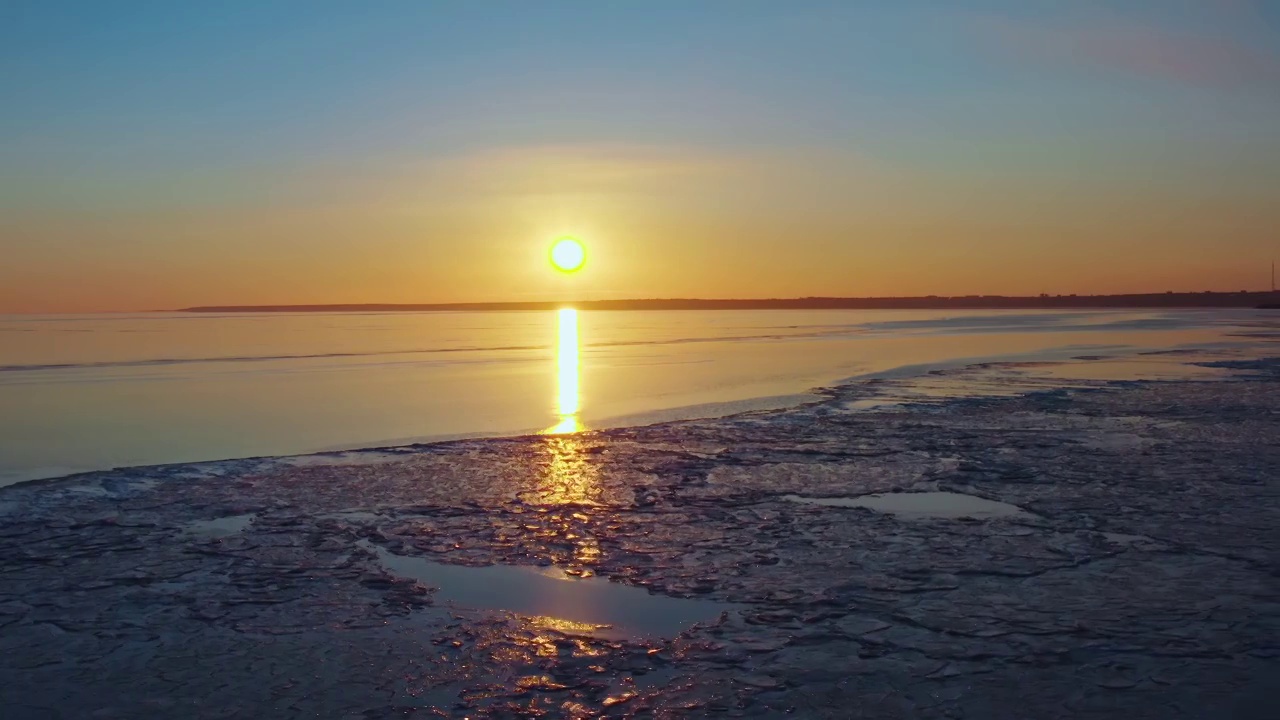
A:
[2, 1, 1278, 312]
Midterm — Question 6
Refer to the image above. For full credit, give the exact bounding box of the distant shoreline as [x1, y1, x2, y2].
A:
[179, 292, 1280, 313]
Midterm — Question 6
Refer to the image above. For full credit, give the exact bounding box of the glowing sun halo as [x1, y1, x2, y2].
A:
[550, 237, 586, 273]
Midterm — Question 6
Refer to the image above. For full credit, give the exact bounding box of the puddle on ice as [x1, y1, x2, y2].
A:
[359, 541, 734, 639]
[784, 492, 1033, 519]
[183, 513, 256, 537]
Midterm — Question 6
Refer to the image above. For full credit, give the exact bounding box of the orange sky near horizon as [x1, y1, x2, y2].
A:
[2, 2, 1278, 313]
[4, 141, 1275, 313]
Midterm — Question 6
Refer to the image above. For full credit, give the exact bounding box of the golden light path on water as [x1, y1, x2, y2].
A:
[547, 308, 583, 435]
[537, 308, 602, 566]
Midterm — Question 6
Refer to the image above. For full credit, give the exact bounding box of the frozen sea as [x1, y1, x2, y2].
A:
[1, 307, 1276, 485]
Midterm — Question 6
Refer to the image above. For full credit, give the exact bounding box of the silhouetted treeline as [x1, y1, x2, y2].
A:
[181, 291, 1280, 313]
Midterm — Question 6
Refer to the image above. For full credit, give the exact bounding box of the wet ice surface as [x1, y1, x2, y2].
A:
[839, 352, 1232, 413]
[362, 540, 735, 640]
[279, 450, 410, 467]
[1031, 357, 1231, 381]
[183, 513, 255, 537]
[783, 491, 1034, 519]
[1, 349, 1278, 718]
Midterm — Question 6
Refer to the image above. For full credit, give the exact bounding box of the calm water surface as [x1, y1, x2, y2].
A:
[0, 308, 1271, 485]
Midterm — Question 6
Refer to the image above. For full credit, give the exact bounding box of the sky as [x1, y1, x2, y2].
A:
[2, 0, 1278, 312]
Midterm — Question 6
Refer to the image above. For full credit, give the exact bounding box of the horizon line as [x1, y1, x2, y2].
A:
[173, 290, 1280, 313]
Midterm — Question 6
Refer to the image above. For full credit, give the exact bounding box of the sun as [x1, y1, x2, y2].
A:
[549, 237, 586, 273]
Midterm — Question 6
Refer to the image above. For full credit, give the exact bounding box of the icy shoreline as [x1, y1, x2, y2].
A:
[1, 351, 1277, 718]
[0, 343, 1257, 492]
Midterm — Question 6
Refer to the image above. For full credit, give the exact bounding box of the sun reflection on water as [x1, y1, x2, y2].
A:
[535, 450, 604, 568]
[539, 309, 597, 503]
[539, 435, 602, 509]
[547, 307, 583, 435]
[532, 308, 602, 567]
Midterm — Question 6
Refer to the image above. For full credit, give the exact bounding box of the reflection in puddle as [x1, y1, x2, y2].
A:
[183, 513, 255, 537]
[360, 541, 732, 639]
[784, 492, 1033, 519]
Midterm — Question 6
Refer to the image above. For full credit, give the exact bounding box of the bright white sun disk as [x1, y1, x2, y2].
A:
[550, 238, 586, 273]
